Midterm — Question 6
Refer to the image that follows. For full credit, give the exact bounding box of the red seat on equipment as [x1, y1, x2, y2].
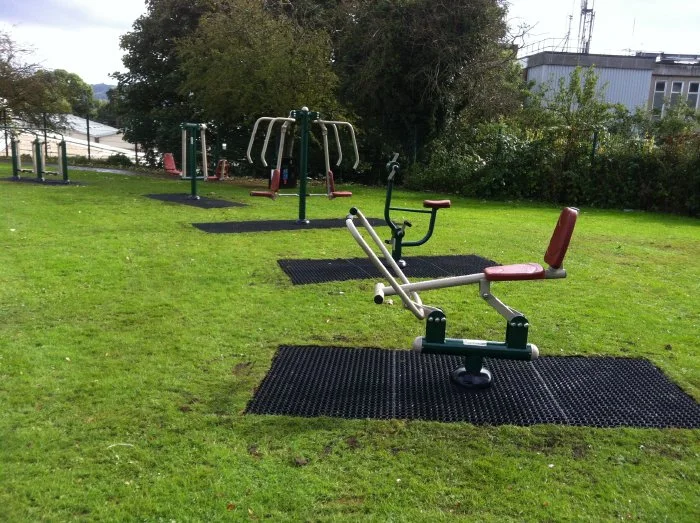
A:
[423, 200, 451, 209]
[250, 169, 281, 199]
[483, 207, 579, 282]
[210, 159, 229, 180]
[163, 153, 181, 175]
[327, 170, 352, 199]
[484, 263, 545, 281]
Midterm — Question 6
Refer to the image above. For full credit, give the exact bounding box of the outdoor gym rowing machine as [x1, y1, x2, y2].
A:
[346, 206, 578, 388]
[247, 107, 359, 223]
[383, 154, 451, 267]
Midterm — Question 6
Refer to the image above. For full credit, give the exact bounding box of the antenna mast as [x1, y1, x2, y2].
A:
[578, 0, 595, 54]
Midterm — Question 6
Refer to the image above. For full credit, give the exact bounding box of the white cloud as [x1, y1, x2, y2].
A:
[0, 0, 147, 84]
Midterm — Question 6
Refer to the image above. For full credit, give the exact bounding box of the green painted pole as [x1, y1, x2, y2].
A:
[60, 139, 69, 183]
[189, 130, 197, 199]
[297, 108, 310, 223]
[10, 136, 19, 178]
[34, 138, 44, 181]
[181, 123, 201, 199]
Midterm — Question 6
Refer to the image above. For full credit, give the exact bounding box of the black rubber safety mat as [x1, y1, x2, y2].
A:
[2, 177, 82, 186]
[245, 345, 700, 428]
[145, 193, 245, 209]
[193, 217, 384, 233]
[278, 254, 499, 284]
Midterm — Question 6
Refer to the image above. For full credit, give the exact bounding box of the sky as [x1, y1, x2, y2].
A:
[1, 0, 699, 86]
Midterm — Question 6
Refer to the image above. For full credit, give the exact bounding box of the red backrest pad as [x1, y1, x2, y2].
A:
[270, 169, 281, 192]
[215, 160, 229, 177]
[544, 207, 579, 269]
[327, 171, 336, 192]
[163, 153, 177, 171]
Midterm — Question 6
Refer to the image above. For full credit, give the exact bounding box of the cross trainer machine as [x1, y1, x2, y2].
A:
[180, 122, 210, 200]
[346, 206, 578, 388]
[247, 107, 359, 223]
[383, 154, 451, 267]
[6, 128, 70, 183]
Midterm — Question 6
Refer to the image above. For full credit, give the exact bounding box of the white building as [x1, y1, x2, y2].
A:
[2, 115, 139, 162]
[523, 51, 700, 115]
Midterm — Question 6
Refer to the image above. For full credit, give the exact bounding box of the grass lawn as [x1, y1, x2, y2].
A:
[1, 164, 698, 521]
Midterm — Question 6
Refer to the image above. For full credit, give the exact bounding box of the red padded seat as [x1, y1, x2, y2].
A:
[250, 169, 281, 198]
[423, 200, 451, 209]
[544, 207, 578, 269]
[327, 170, 352, 199]
[249, 190, 276, 199]
[211, 159, 229, 180]
[163, 152, 181, 175]
[483, 263, 545, 281]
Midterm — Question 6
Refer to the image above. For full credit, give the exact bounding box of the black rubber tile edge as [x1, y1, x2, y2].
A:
[277, 254, 499, 284]
[245, 345, 700, 428]
[145, 193, 245, 208]
[193, 217, 384, 233]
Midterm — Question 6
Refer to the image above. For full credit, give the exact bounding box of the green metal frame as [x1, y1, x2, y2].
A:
[180, 122, 205, 199]
[383, 157, 445, 265]
[289, 107, 319, 223]
[247, 108, 358, 224]
[6, 128, 70, 183]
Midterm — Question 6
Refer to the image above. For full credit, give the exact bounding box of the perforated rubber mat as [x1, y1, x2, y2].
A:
[245, 345, 700, 428]
[145, 193, 245, 208]
[193, 217, 384, 233]
[3, 177, 81, 186]
[278, 254, 498, 284]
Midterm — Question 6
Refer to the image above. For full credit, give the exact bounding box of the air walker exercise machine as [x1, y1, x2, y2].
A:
[180, 122, 209, 199]
[247, 107, 359, 223]
[347, 206, 578, 388]
[8, 128, 70, 183]
[383, 154, 451, 267]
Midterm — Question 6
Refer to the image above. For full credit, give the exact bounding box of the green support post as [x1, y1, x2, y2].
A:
[34, 137, 44, 181]
[59, 139, 69, 183]
[290, 107, 319, 224]
[181, 123, 201, 200]
[10, 136, 20, 179]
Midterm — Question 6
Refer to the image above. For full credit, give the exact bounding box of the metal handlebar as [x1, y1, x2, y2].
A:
[317, 120, 359, 169]
[247, 113, 360, 172]
[346, 207, 426, 320]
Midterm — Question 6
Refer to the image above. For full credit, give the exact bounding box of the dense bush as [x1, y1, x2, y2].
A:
[406, 68, 700, 216]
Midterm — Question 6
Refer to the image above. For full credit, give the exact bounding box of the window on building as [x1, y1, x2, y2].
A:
[670, 81, 683, 107]
[653, 81, 666, 114]
[688, 82, 699, 110]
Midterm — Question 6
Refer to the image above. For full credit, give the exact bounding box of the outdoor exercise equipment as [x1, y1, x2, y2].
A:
[247, 107, 358, 223]
[179, 122, 209, 199]
[6, 128, 69, 183]
[165, 126, 230, 190]
[163, 152, 181, 175]
[346, 206, 578, 388]
[383, 154, 451, 267]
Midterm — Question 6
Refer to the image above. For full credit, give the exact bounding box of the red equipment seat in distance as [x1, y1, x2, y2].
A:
[327, 170, 352, 198]
[250, 169, 281, 199]
[163, 153, 181, 175]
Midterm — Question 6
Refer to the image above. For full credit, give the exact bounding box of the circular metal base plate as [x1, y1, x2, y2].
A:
[451, 366, 493, 389]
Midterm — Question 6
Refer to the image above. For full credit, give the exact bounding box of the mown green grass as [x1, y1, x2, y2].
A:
[1, 164, 698, 521]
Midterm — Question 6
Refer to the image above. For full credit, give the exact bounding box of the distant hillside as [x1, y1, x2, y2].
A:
[92, 84, 116, 101]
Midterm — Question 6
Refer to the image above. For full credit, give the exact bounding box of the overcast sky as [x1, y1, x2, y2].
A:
[1, 0, 699, 86]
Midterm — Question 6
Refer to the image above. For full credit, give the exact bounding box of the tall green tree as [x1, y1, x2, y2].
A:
[113, 0, 210, 163]
[331, 0, 516, 164]
[33, 69, 95, 117]
[177, 0, 341, 155]
[0, 31, 56, 127]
